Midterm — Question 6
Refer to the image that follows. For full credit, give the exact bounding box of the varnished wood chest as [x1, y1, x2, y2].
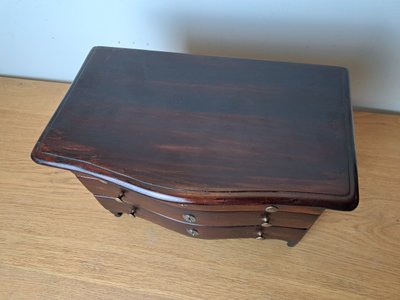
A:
[31, 46, 359, 246]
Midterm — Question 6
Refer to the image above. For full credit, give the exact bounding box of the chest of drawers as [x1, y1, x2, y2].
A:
[31, 46, 358, 246]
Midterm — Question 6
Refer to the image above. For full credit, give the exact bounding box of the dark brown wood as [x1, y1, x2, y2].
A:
[168, 202, 325, 214]
[31, 46, 359, 246]
[32, 46, 358, 211]
[96, 193, 320, 229]
[80, 174, 320, 228]
[76, 173, 325, 214]
[94, 195, 306, 246]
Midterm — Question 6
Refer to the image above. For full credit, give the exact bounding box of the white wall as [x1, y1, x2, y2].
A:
[1, 0, 399, 112]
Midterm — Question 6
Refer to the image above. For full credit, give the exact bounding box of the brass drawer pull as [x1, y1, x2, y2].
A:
[265, 206, 278, 213]
[187, 228, 199, 237]
[183, 214, 197, 223]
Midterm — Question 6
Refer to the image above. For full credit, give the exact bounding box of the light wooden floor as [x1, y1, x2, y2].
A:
[0, 76, 399, 300]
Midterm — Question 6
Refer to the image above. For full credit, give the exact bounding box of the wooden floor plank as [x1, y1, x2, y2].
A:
[0, 77, 399, 299]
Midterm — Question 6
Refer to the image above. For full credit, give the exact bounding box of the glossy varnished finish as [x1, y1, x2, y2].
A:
[94, 195, 307, 246]
[78, 170, 320, 244]
[77, 174, 320, 228]
[80, 171, 319, 244]
[76, 173, 325, 214]
[31, 46, 358, 210]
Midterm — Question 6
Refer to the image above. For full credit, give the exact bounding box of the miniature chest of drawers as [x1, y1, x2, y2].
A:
[31, 46, 359, 246]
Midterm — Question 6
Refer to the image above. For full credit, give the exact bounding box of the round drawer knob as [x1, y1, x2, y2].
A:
[187, 228, 199, 237]
[265, 205, 278, 213]
[183, 214, 196, 223]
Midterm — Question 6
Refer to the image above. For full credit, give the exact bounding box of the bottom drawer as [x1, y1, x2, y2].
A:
[94, 195, 308, 246]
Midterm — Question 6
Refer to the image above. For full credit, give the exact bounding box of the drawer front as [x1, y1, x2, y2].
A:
[169, 202, 325, 214]
[138, 208, 307, 246]
[75, 174, 324, 214]
[77, 174, 321, 229]
[94, 192, 320, 229]
[94, 195, 306, 246]
[123, 193, 319, 229]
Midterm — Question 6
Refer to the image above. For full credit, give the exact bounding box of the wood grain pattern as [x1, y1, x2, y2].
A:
[31, 47, 358, 210]
[1, 77, 399, 299]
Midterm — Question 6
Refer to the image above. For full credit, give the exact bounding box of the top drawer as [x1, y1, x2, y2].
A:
[75, 173, 321, 228]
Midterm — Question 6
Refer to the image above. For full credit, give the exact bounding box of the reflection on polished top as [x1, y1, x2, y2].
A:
[31, 47, 358, 210]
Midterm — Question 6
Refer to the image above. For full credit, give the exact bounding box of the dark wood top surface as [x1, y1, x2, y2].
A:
[32, 47, 358, 210]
